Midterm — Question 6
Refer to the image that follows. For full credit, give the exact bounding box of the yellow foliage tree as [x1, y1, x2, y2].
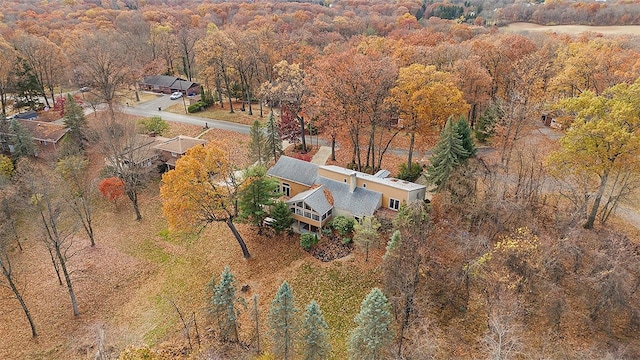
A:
[548, 81, 640, 229]
[387, 64, 469, 169]
[160, 143, 251, 258]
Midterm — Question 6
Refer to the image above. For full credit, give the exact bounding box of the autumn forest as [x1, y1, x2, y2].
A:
[1, 0, 640, 359]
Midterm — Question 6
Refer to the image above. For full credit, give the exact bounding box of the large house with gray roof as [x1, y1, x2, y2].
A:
[267, 156, 427, 235]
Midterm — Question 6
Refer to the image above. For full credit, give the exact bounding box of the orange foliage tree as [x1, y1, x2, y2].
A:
[160, 143, 251, 258]
[98, 177, 125, 206]
[306, 48, 398, 173]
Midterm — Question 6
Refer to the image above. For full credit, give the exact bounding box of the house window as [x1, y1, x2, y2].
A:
[171, 152, 178, 157]
[389, 198, 400, 210]
[281, 182, 290, 197]
[304, 211, 312, 219]
[343, 178, 347, 182]
[312, 214, 319, 221]
[362, 183, 367, 188]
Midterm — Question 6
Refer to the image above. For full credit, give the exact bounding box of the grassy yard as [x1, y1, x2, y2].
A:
[165, 101, 268, 126]
[0, 113, 383, 359]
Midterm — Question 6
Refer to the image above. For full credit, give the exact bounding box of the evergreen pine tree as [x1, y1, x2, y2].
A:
[9, 119, 35, 159]
[265, 111, 283, 164]
[453, 117, 476, 159]
[475, 100, 503, 142]
[63, 94, 87, 154]
[249, 120, 268, 165]
[348, 288, 393, 360]
[425, 117, 469, 191]
[383, 230, 402, 260]
[301, 300, 331, 360]
[209, 266, 242, 342]
[237, 165, 280, 234]
[270, 200, 294, 234]
[268, 280, 298, 360]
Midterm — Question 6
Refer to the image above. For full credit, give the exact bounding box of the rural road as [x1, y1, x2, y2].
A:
[121, 94, 252, 134]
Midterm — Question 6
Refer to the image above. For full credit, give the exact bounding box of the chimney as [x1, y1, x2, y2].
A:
[349, 172, 356, 193]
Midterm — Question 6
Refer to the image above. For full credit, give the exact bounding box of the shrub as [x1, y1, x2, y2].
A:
[139, 116, 169, 135]
[332, 216, 355, 236]
[293, 152, 312, 162]
[397, 162, 423, 182]
[301, 233, 318, 250]
[321, 227, 332, 236]
[187, 101, 207, 113]
[342, 237, 352, 245]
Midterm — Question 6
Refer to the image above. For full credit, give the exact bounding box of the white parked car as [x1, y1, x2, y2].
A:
[170, 91, 183, 100]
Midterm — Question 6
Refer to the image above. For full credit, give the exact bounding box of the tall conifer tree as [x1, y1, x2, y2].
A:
[348, 288, 393, 360]
[249, 120, 267, 165]
[265, 111, 283, 164]
[209, 266, 242, 342]
[301, 300, 331, 360]
[425, 116, 469, 191]
[268, 281, 298, 360]
[453, 117, 476, 159]
[63, 94, 87, 153]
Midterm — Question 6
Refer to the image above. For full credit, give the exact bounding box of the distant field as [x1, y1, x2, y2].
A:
[503, 22, 640, 35]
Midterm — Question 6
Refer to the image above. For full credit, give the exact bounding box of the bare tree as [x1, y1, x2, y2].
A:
[483, 295, 524, 360]
[13, 32, 67, 108]
[175, 26, 201, 81]
[100, 117, 155, 221]
[383, 202, 431, 358]
[0, 226, 37, 337]
[57, 156, 96, 247]
[0, 36, 17, 116]
[71, 31, 132, 123]
[18, 160, 80, 316]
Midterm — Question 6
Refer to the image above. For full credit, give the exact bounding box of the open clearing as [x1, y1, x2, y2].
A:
[503, 22, 640, 35]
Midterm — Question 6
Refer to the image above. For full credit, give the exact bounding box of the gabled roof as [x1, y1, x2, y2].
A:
[315, 177, 381, 217]
[16, 119, 67, 143]
[267, 156, 318, 187]
[154, 135, 206, 155]
[172, 79, 198, 91]
[142, 75, 184, 87]
[141, 76, 199, 90]
[287, 186, 332, 215]
[113, 134, 161, 166]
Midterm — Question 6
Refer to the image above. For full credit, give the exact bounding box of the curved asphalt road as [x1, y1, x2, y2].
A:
[121, 94, 252, 134]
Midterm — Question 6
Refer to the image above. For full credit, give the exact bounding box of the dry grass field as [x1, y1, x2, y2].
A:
[503, 22, 640, 35]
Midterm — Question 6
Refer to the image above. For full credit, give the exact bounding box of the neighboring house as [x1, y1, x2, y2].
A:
[267, 156, 427, 235]
[105, 134, 161, 169]
[106, 134, 207, 170]
[138, 75, 201, 96]
[0, 119, 68, 154]
[153, 135, 207, 169]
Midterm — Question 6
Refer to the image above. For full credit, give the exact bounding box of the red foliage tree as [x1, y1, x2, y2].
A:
[98, 177, 125, 206]
[279, 104, 302, 146]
